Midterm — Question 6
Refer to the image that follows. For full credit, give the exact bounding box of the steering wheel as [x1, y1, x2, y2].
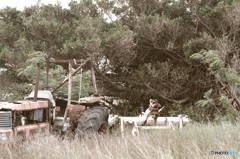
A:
[42, 86, 58, 91]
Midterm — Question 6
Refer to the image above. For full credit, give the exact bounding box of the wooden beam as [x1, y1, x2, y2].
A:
[49, 59, 83, 63]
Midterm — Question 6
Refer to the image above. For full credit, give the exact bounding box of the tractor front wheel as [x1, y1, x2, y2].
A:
[76, 106, 109, 138]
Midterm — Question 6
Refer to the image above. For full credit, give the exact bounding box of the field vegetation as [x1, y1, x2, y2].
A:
[1, 122, 239, 159]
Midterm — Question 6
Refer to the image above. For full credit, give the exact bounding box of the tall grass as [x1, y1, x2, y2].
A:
[1, 122, 239, 159]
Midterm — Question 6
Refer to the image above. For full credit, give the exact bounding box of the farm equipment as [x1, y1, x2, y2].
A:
[0, 58, 190, 144]
[108, 99, 190, 137]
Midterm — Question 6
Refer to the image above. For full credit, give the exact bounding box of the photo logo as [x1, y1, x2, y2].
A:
[211, 151, 215, 155]
[210, 151, 238, 155]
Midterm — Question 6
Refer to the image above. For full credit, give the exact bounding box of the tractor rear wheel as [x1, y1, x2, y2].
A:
[76, 106, 109, 138]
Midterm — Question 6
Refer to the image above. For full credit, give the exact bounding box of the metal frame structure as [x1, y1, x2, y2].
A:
[108, 102, 190, 137]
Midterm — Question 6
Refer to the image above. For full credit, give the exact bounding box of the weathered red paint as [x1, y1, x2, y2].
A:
[0, 101, 48, 111]
[68, 105, 85, 125]
[0, 123, 50, 145]
[14, 123, 50, 133]
[55, 105, 85, 126]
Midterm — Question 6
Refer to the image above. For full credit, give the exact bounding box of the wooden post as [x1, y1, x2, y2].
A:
[34, 63, 40, 101]
[45, 62, 49, 90]
[121, 118, 124, 138]
[179, 108, 183, 131]
[179, 115, 183, 130]
[63, 61, 72, 122]
[60, 61, 73, 138]
[132, 121, 139, 137]
[168, 121, 175, 130]
[67, 61, 72, 106]
[90, 60, 98, 95]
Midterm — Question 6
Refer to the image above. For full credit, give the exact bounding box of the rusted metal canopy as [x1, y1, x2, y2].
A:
[56, 96, 103, 104]
[78, 97, 103, 104]
[0, 101, 48, 111]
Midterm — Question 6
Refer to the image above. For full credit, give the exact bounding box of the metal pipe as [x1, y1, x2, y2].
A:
[34, 63, 40, 101]
[179, 108, 182, 115]
[109, 116, 190, 126]
[140, 106, 143, 113]
[90, 60, 98, 95]
[110, 108, 113, 114]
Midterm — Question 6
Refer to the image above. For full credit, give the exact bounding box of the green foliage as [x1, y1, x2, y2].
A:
[185, 106, 201, 122]
[215, 95, 240, 124]
[17, 51, 46, 79]
[191, 49, 240, 121]
[1, 0, 240, 122]
[196, 89, 214, 108]
[168, 103, 181, 117]
[191, 50, 240, 87]
[0, 70, 32, 101]
[184, 32, 216, 56]
[71, 70, 93, 99]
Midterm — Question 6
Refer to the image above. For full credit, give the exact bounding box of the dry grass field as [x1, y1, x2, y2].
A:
[0, 122, 239, 159]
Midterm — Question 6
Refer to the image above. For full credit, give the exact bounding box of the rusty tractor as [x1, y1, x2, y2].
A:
[0, 58, 109, 144]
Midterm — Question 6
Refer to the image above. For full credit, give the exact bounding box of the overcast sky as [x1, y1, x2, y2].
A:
[0, 0, 73, 10]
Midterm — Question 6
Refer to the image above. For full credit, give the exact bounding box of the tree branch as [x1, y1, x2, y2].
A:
[144, 82, 190, 104]
[92, 63, 131, 92]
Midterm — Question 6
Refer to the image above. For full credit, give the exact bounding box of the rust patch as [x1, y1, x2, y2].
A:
[127, 121, 135, 127]
[109, 118, 120, 132]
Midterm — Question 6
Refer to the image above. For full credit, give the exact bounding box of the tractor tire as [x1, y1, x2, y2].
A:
[76, 106, 109, 138]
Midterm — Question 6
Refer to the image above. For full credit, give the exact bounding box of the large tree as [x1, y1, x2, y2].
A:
[1, 0, 240, 121]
